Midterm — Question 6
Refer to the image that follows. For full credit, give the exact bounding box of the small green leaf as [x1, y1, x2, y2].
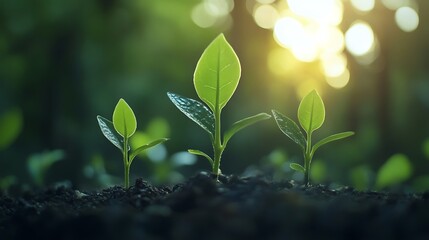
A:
[167, 92, 215, 136]
[311, 131, 354, 156]
[129, 138, 169, 162]
[290, 163, 305, 173]
[223, 113, 271, 145]
[188, 149, 214, 166]
[97, 115, 124, 152]
[272, 110, 306, 150]
[113, 99, 137, 138]
[0, 108, 22, 150]
[298, 90, 325, 134]
[194, 33, 241, 112]
[376, 154, 412, 189]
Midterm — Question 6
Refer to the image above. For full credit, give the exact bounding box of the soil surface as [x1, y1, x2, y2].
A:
[1, 172, 429, 240]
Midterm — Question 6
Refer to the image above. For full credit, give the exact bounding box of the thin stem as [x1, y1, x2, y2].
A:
[213, 106, 223, 179]
[123, 136, 130, 188]
[304, 132, 312, 186]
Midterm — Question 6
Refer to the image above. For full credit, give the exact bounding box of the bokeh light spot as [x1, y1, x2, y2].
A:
[321, 53, 347, 78]
[326, 68, 350, 89]
[345, 22, 374, 56]
[191, 3, 217, 28]
[351, 0, 375, 12]
[287, 0, 343, 26]
[395, 7, 419, 32]
[253, 4, 279, 29]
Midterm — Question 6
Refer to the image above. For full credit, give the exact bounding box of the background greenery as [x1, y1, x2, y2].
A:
[1, 0, 429, 191]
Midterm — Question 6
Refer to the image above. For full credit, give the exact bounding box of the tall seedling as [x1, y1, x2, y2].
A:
[272, 90, 354, 186]
[97, 99, 168, 188]
[168, 34, 271, 179]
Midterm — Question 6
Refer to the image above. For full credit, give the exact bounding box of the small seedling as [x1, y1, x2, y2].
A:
[97, 99, 168, 188]
[168, 34, 271, 179]
[272, 90, 354, 186]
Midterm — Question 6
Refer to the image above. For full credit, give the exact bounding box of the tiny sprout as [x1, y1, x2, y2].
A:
[97, 99, 168, 188]
[272, 90, 354, 186]
[168, 34, 271, 179]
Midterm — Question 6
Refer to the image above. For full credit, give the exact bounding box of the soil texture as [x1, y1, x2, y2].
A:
[1, 172, 429, 240]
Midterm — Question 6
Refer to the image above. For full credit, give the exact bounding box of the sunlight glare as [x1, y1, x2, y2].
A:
[274, 17, 304, 49]
[287, 0, 343, 26]
[316, 26, 345, 55]
[254, 4, 279, 29]
[395, 7, 419, 32]
[345, 22, 375, 57]
[351, 0, 375, 12]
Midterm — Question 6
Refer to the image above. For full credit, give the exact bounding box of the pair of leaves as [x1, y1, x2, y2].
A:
[272, 90, 354, 172]
[168, 92, 270, 153]
[97, 99, 168, 161]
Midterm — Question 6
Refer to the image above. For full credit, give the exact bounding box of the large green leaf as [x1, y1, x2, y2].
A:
[113, 99, 137, 138]
[272, 110, 306, 150]
[167, 92, 215, 136]
[376, 154, 412, 189]
[311, 131, 354, 156]
[298, 90, 325, 134]
[223, 113, 271, 146]
[97, 115, 124, 152]
[129, 138, 169, 162]
[194, 34, 241, 112]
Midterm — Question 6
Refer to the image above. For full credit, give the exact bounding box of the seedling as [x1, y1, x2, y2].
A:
[97, 99, 168, 188]
[272, 90, 354, 186]
[168, 34, 271, 179]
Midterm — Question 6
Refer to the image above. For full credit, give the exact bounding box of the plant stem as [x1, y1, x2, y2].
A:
[304, 132, 312, 186]
[123, 136, 130, 188]
[213, 106, 223, 180]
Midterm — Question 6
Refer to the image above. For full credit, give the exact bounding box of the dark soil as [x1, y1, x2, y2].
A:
[1, 173, 429, 240]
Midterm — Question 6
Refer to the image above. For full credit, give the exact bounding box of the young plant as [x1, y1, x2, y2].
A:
[167, 34, 271, 179]
[97, 99, 168, 188]
[272, 90, 354, 186]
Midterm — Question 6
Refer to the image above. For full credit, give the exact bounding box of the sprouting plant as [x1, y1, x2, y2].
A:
[167, 34, 271, 179]
[97, 99, 168, 188]
[272, 90, 354, 186]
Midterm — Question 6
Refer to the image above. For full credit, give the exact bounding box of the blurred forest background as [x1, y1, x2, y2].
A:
[1, 0, 429, 191]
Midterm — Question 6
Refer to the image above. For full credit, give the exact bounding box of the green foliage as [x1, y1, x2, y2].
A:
[27, 150, 64, 186]
[168, 34, 271, 179]
[194, 34, 241, 112]
[350, 165, 373, 191]
[0, 109, 23, 150]
[97, 98, 168, 188]
[272, 90, 354, 186]
[113, 99, 137, 138]
[376, 154, 412, 189]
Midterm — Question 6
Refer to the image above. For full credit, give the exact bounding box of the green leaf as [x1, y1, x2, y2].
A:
[290, 163, 305, 173]
[113, 99, 137, 138]
[194, 33, 241, 112]
[223, 113, 271, 145]
[272, 110, 306, 150]
[188, 149, 214, 166]
[0, 108, 22, 150]
[376, 154, 412, 189]
[97, 115, 125, 152]
[167, 92, 215, 136]
[298, 90, 325, 134]
[311, 131, 354, 156]
[129, 138, 169, 162]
